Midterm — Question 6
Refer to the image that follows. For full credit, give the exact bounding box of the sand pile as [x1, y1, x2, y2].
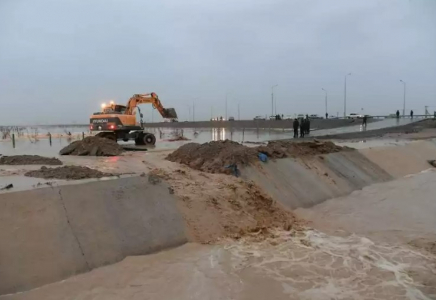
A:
[150, 167, 301, 243]
[59, 136, 123, 156]
[0, 155, 62, 165]
[25, 166, 115, 180]
[167, 136, 191, 142]
[260, 140, 348, 158]
[166, 140, 256, 173]
[167, 139, 350, 173]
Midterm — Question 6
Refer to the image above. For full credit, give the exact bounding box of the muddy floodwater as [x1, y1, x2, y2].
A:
[4, 170, 436, 300]
[0, 118, 415, 156]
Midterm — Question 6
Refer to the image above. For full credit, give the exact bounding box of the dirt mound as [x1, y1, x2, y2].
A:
[59, 136, 123, 156]
[259, 140, 348, 158]
[25, 166, 115, 180]
[166, 140, 256, 173]
[0, 155, 62, 165]
[150, 167, 302, 243]
[166, 139, 350, 173]
[167, 136, 191, 142]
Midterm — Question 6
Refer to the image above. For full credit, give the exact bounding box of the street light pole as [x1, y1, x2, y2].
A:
[271, 84, 278, 117]
[344, 73, 351, 118]
[186, 105, 191, 121]
[400, 80, 406, 117]
[225, 92, 231, 120]
[238, 102, 240, 120]
[193, 101, 195, 122]
[322, 88, 328, 118]
[274, 95, 277, 115]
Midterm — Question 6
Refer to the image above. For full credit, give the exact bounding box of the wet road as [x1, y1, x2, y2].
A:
[312, 118, 413, 136]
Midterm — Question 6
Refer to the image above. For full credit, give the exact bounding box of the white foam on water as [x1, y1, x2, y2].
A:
[224, 229, 436, 300]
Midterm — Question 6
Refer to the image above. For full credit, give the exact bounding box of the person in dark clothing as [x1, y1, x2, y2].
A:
[410, 110, 414, 119]
[325, 112, 328, 119]
[396, 110, 400, 119]
[306, 117, 311, 134]
[362, 115, 367, 127]
[293, 118, 299, 138]
[300, 118, 305, 138]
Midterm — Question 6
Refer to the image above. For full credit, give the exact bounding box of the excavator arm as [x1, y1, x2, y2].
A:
[125, 92, 178, 119]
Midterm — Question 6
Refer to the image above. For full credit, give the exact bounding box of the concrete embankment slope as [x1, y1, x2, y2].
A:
[242, 140, 436, 210]
[0, 176, 187, 295]
[359, 140, 436, 178]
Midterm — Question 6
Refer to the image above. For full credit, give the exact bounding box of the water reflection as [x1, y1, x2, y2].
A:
[212, 128, 226, 141]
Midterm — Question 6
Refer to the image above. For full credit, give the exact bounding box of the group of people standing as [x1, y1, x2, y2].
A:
[293, 115, 311, 138]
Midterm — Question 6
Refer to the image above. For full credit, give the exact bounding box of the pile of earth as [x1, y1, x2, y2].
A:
[167, 136, 191, 142]
[166, 139, 349, 174]
[259, 140, 348, 157]
[150, 167, 302, 243]
[0, 155, 62, 165]
[25, 165, 115, 180]
[59, 136, 123, 156]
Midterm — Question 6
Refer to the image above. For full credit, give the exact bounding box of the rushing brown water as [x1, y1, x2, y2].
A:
[3, 171, 436, 300]
[4, 229, 435, 300]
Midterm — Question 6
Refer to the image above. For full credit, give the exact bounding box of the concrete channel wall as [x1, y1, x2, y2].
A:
[242, 140, 436, 210]
[0, 176, 187, 295]
[359, 140, 436, 178]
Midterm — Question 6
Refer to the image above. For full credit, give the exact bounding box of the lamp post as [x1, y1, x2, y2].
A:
[186, 104, 191, 121]
[322, 88, 328, 118]
[271, 84, 278, 117]
[238, 102, 240, 120]
[193, 101, 195, 122]
[225, 92, 231, 120]
[344, 73, 351, 118]
[400, 80, 406, 117]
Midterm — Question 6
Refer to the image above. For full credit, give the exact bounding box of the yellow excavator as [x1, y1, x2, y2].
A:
[90, 92, 177, 145]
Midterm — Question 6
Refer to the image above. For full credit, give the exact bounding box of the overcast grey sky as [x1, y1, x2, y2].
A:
[1, 0, 435, 124]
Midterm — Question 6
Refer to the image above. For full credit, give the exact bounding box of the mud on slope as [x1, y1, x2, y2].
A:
[150, 167, 302, 243]
[59, 136, 124, 156]
[166, 139, 350, 174]
[25, 166, 115, 180]
[0, 155, 62, 165]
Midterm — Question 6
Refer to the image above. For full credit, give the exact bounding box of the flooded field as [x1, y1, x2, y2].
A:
[0, 118, 416, 156]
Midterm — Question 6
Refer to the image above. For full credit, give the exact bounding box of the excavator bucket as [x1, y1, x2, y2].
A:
[163, 108, 178, 119]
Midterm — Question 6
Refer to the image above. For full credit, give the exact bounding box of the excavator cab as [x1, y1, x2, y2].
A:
[102, 104, 127, 114]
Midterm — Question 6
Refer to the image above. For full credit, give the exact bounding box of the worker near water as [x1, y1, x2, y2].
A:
[410, 110, 414, 119]
[362, 115, 367, 127]
[305, 115, 311, 135]
[396, 110, 400, 118]
[300, 118, 305, 138]
[293, 118, 299, 138]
